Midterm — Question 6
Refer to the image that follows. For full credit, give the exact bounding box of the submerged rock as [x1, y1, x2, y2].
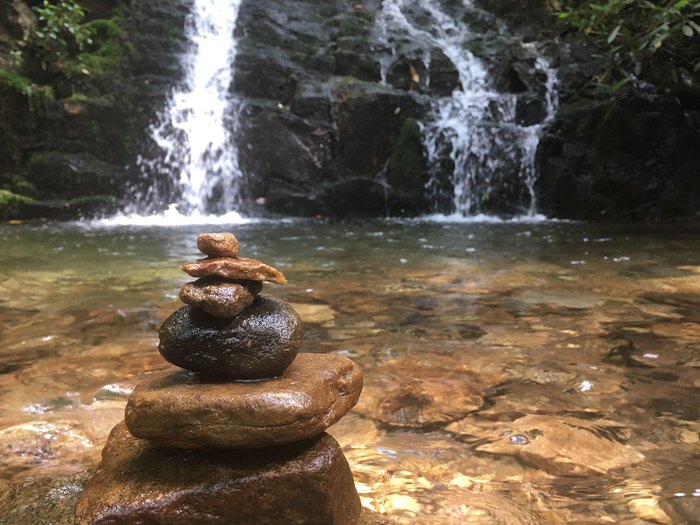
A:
[179, 278, 262, 318]
[446, 414, 644, 476]
[196, 232, 240, 257]
[355, 357, 490, 429]
[0, 472, 89, 525]
[75, 422, 361, 525]
[125, 353, 363, 449]
[158, 297, 302, 378]
[182, 256, 288, 284]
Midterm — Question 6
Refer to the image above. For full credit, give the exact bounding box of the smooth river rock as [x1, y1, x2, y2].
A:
[182, 256, 287, 284]
[196, 232, 240, 257]
[159, 296, 302, 378]
[75, 422, 361, 525]
[125, 353, 363, 449]
[179, 278, 263, 318]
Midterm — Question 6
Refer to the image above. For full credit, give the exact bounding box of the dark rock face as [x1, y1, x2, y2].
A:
[233, 0, 432, 217]
[0, 0, 193, 220]
[75, 422, 362, 525]
[159, 297, 302, 378]
[125, 353, 363, 449]
[536, 85, 700, 222]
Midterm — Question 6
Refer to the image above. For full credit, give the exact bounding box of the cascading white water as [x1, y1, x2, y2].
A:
[376, 0, 558, 218]
[134, 0, 243, 217]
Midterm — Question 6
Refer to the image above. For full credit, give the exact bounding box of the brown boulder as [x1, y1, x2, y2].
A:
[125, 353, 363, 449]
[75, 422, 361, 525]
[182, 257, 287, 284]
[158, 296, 302, 378]
[196, 232, 240, 257]
[179, 278, 263, 318]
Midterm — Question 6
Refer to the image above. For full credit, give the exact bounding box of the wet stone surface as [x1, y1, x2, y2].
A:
[196, 232, 240, 258]
[158, 296, 302, 378]
[125, 353, 363, 449]
[179, 277, 262, 318]
[75, 423, 361, 525]
[182, 256, 287, 284]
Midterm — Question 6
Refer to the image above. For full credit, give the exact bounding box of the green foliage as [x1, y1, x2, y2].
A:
[0, 69, 54, 111]
[31, 0, 95, 67]
[555, 0, 700, 90]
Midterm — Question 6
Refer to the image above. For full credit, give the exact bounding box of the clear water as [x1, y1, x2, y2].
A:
[1, 220, 698, 523]
[133, 0, 244, 216]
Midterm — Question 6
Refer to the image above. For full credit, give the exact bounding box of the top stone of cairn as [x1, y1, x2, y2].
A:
[197, 232, 240, 258]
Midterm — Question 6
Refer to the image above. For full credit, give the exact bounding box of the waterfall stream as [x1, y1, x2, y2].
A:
[376, 0, 558, 218]
[133, 0, 243, 218]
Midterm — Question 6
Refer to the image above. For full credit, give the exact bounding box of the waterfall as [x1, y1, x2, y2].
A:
[376, 0, 558, 218]
[133, 0, 243, 217]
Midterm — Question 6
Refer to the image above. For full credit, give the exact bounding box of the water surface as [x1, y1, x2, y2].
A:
[1, 220, 699, 523]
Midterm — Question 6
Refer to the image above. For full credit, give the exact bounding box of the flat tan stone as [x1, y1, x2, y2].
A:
[125, 353, 363, 449]
[446, 414, 644, 476]
[75, 422, 361, 525]
[182, 257, 287, 284]
[197, 232, 240, 257]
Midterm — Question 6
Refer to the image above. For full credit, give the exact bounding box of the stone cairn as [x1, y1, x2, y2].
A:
[76, 233, 364, 525]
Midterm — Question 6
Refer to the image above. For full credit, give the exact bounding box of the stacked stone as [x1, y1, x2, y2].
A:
[76, 233, 364, 525]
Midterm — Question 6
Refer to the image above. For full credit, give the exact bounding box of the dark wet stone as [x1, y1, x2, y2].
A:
[182, 256, 287, 284]
[196, 232, 240, 257]
[159, 296, 302, 378]
[75, 422, 361, 525]
[125, 353, 363, 449]
[0, 472, 89, 525]
[179, 278, 263, 318]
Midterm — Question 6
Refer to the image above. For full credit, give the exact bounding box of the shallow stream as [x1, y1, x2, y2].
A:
[1, 220, 699, 524]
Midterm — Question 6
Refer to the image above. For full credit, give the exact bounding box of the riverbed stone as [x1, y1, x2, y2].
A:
[159, 296, 302, 378]
[182, 256, 287, 284]
[179, 278, 263, 318]
[75, 422, 361, 525]
[125, 353, 363, 449]
[196, 232, 240, 257]
[446, 414, 645, 476]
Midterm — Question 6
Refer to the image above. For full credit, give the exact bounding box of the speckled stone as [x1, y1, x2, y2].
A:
[196, 232, 240, 258]
[179, 278, 262, 318]
[125, 353, 363, 449]
[158, 296, 302, 378]
[75, 422, 361, 525]
[182, 257, 287, 284]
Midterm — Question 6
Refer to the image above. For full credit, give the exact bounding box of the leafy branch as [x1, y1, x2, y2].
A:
[555, 0, 700, 93]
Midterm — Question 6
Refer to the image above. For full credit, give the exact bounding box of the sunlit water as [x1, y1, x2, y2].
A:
[1, 221, 699, 523]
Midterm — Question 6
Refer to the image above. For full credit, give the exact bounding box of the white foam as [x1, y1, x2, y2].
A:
[413, 212, 555, 224]
[93, 204, 256, 227]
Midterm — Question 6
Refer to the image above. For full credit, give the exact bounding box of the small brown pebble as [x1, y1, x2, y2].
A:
[182, 257, 287, 284]
[179, 278, 263, 318]
[196, 232, 240, 258]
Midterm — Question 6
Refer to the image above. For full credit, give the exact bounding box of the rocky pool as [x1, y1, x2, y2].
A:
[0, 219, 699, 524]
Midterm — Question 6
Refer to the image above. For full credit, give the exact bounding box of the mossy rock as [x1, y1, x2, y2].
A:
[0, 189, 39, 220]
[384, 117, 430, 216]
[26, 151, 118, 200]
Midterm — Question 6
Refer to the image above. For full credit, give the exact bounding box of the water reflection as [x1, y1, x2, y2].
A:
[0, 220, 699, 523]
